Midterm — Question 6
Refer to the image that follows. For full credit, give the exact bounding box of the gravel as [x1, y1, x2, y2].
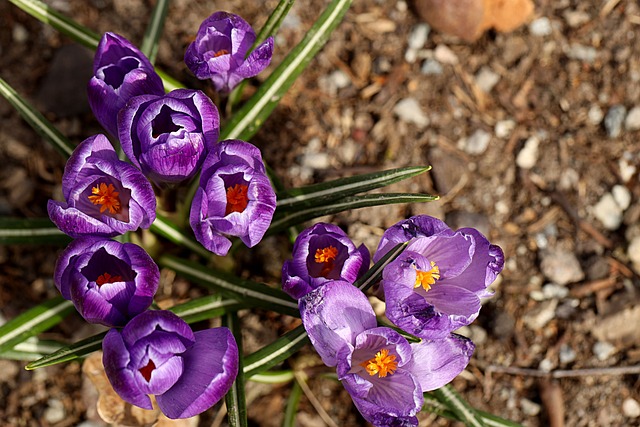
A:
[604, 104, 627, 138]
[393, 97, 430, 128]
[516, 136, 540, 169]
[624, 106, 640, 131]
[540, 249, 585, 285]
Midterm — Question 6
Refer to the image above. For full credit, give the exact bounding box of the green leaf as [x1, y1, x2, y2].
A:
[0, 297, 74, 354]
[220, 0, 353, 141]
[0, 77, 75, 157]
[149, 213, 211, 259]
[243, 325, 309, 378]
[283, 381, 303, 427]
[432, 385, 488, 427]
[423, 393, 523, 427]
[0, 217, 70, 245]
[25, 296, 246, 369]
[269, 193, 437, 234]
[0, 337, 64, 361]
[224, 313, 248, 427]
[355, 242, 408, 292]
[141, 0, 171, 64]
[248, 370, 295, 384]
[276, 166, 431, 212]
[158, 255, 299, 317]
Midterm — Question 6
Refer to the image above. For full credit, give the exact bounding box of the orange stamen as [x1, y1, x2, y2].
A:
[88, 183, 121, 215]
[96, 272, 123, 286]
[139, 359, 156, 382]
[225, 184, 249, 215]
[360, 349, 398, 378]
[314, 246, 338, 276]
[414, 261, 440, 292]
[214, 49, 229, 57]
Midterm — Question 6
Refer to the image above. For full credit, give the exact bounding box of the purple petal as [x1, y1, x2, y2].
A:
[406, 234, 474, 280]
[406, 334, 475, 391]
[157, 328, 238, 419]
[121, 311, 195, 348]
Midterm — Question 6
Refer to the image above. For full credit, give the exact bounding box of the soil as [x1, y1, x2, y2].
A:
[1, 0, 640, 426]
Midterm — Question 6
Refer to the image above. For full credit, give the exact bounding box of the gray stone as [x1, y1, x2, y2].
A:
[559, 344, 577, 364]
[475, 66, 500, 93]
[445, 211, 491, 236]
[592, 341, 616, 361]
[44, 399, 66, 424]
[393, 98, 429, 128]
[622, 398, 640, 419]
[12, 24, 29, 43]
[460, 129, 491, 155]
[541, 283, 569, 299]
[619, 156, 637, 183]
[604, 105, 627, 138]
[523, 299, 558, 330]
[565, 44, 597, 63]
[421, 59, 443, 75]
[593, 192, 623, 230]
[516, 136, 540, 169]
[540, 249, 584, 285]
[405, 24, 430, 63]
[624, 106, 640, 131]
[529, 17, 553, 36]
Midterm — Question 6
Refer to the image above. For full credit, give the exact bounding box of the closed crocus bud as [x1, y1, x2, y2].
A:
[102, 310, 239, 419]
[375, 215, 505, 339]
[118, 89, 220, 185]
[282, 223, 370, 300]
[184, 11, 274, 93]
[88, 32, 164, 136]
[189, 139, 276, 256]
[47, 134, 156, 238]
[54, 237, 159, 327]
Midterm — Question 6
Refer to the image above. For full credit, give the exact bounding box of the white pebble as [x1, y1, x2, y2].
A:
[593, 193, 623, 230]
[559, 344, 577, 364]
[588, 105, 604, 125]
[475, 66, 501, 93]
[521, 398, 542, 416]
[625, 106, 640, 131]
[421, 59, 443, 75]
[592, 341, 616, 361]
[628, 236, 640, 267]
[408, 24, 430, 50]
[623, 398, 640, 418]
[393, 98, 430, 128]
[460, 129, 491, 155]
[530, 17, 553, 36]
[516, 136, 540, 169]
[612, 185, 631, 210]
[12, 24, 29, 43]
[434, 44, 458, 65]
[619, 157, 637, 183]
[495, 120, 515, 138]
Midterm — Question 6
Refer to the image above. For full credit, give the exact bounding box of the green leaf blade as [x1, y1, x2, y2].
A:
[141, 0, 171, 64]
[224, 313, 248, 427]
[0, 217, 70, 245]
[243, 325, 309, 378]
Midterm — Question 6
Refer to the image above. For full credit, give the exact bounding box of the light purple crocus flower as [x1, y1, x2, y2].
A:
[53, 237, 159, 327]
[190, 139, 276, 256]
[102, 310, 238, 419]
[299, 280, 474, 427]
[88, 32, 165, 137]
[118, 89, 220, 185]
[375, 215, 505, 339]
[281, 223, 370, 299]
[184, 11, 274, 93]
[47, 134, 156, 238]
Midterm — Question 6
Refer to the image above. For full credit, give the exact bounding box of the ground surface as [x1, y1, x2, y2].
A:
[1, 0, 640, 426]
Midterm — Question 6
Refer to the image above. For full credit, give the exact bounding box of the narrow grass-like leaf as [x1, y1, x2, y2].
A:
[269, 193, 437, 235]
[283, 381, 303, 427]
[0, 297, 74, 354]
[0, 217, 70, 245]
[220, 0, 352, 141]
[276, 166, 431, 211]
[423, 393, 523, 427]
[243, 325, 309, 377]
[150, 213, 211, 258]
[355, 242, 408, 292]
[248, 370, 295, 384]
[158, 255, 299, 317]
[432, 385, 487, 427]
[224, 313, 247, 427]
[0, 77, 75, 157]
[141, 0, 171, 64]
[0, 337, 63, 361]
[25, 332, 107, 370]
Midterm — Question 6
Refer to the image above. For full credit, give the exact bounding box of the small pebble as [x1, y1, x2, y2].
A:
[44, 399, 66, 424]
[521, 398, 542, 416]
[592, 341, 616, 361]
[565, 44, 597, 63]
[604, 105, 627, 138]
[475, 66, 501, 93]
[540, 249, 584, 286]
[559, 344, 577, 364]
[619, 156, 637, 183]
[434, 44, 458, 65]
[460, 129, 491, 155]
[12, 24, 29, 43]
[516, 136, 540, 169]
[593, 193, 623, 230]
[523, 299, 558, 330]
[612, 185, 631, 210]
[405, 24, 430, 63]
[622, 398, 640, 418]
[625, 106, 640, 131]
[588, 105, 604, 125]
[563, 10, 591, 28]
[542, 283, 569, 299]
[393, 98, 430, 128]
[495, 119, 516, 138]
[421, 59, 443, 75]
[529, 17, 552, 36]
[538, 358, 554, 373]
[628, 236, 640, 268]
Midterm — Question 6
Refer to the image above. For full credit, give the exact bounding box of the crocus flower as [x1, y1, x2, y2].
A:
[88, 32, 165, 136]
[375, 215, 505, 339]
[299, 280, 474, 427]
[102, 310, 238, 419]
[189, 139, 276, 256]
[47, 134, 156, 238]
[53, 237, 159, 327]
[118, 89, 220, 185]
[281, 223, 370, 299]
[184, 11, 274, 93]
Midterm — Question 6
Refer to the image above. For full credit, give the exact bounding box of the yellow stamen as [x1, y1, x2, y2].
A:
[88, 183, 121, 215]
[360, 349, 398, 378]
[214, 49, 230, 57]
[96, 272, 123, 287]
[225, 184, 249, 215]
[315, 246, 338, 276]
[414, 261, 440, 291]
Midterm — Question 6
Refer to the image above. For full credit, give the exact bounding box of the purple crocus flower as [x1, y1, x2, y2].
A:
[281, 223, 370, 299]
[53, 237, 159, 327]
[118, 89, 220, 185]
[189, 139, 276, 256]
[88, 32, 164, 137]
[299, 280, 474, 427]
[47, 134, 156, 238]
[375, 215, 505, 339]
[102, 310, 238, 419]
[184, 11, 274, 93]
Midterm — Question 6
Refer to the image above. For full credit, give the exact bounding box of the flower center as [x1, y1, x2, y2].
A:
[314, 246, 338, 276]
[88, 183, 121, 214]
[139, 358, 156, 382]
[225, 184, 249, 215]
[95, 272, 123, 287]
[414, 261, 440, 291]
[214, 49, 230, 57]
[360, 349, 398, 378]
